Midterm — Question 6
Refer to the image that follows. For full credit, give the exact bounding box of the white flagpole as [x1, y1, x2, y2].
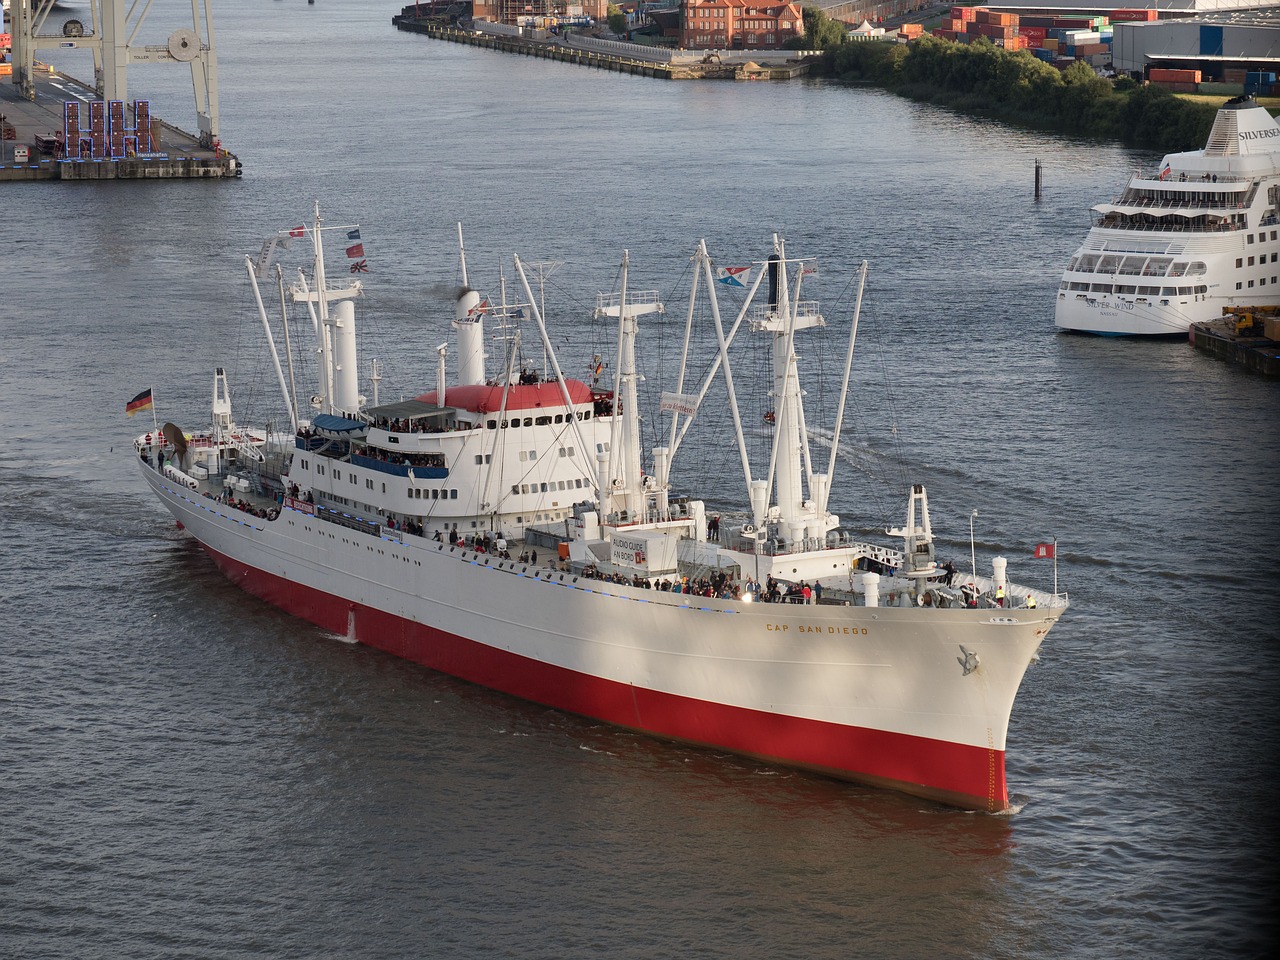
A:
[1053, 537, 1059, 599]
[150, 385, 160, 436]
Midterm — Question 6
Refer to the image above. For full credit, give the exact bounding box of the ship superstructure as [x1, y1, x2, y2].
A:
[1056, 96, 1280, 336]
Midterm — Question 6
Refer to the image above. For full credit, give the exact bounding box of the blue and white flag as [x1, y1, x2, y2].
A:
[347, 227, 362, 242]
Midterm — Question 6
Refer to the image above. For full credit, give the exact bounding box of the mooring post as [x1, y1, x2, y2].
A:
[1035, 158, 1043, 201]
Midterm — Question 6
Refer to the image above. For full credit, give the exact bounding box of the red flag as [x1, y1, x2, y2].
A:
[345, 242, 365, 259]
[1032, 542, 1056, 560]
[289, 225, 305, 238]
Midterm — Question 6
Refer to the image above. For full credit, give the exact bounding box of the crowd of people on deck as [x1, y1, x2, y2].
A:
[202, 488, 278, 520]
[354, 445, 447, 470]
[370, 416, 455, 435]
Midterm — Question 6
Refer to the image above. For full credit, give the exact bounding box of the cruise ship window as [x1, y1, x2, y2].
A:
[1249, 280, 1255, 287]
[523, 418, 533, 427]
[1237, 258, 1244, 268]
[1248, 235, 1255, 244]
[1272, 231, 1277, 240]
[1249, 257, 1255, 266]
[1272, 253, 1277, 263]
[1237, 282, 1243, 290]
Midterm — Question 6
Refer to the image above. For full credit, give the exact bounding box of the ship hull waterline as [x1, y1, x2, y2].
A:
[147, 466, 1057, 812]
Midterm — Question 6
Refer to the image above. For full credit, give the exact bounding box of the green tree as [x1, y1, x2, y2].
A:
[789, 7, 847, 50]
[818, 33, 1226, 152]
[607, 3, 627, 37]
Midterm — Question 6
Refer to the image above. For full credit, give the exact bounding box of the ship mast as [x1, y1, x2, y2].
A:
[289, 204, 363, 416]
[594, 252, 663, 521]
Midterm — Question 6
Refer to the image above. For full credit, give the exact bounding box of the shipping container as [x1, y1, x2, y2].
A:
[970, 22, 1015, 38]
[1150, 68, 1201, 83]
[1199, 81, 1245, 96]
[1110, 9, 1158, 22]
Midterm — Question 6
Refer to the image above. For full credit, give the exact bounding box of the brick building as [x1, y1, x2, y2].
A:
[679, 0, 805, 50]
[472, 1, 609, 26]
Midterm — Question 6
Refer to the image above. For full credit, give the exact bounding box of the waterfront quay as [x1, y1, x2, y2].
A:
[391, 15, 812, 81]
[0, 68, 239, 182]
[1190, 312, 1280, 377]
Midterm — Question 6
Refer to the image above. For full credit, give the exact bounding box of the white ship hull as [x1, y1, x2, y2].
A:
[143, 462, 1059, 811]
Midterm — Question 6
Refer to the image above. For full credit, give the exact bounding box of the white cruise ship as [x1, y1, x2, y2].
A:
[1056, 96, 1280, 336]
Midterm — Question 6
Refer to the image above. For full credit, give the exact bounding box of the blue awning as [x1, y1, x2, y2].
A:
[312, 413, 368, 439]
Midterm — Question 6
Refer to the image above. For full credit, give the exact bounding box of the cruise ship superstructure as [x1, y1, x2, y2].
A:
[1056, 96, 1280, 336]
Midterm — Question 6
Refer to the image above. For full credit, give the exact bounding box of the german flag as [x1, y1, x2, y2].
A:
[125, 388, 154, 417]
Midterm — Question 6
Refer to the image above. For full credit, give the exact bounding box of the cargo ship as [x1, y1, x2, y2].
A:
[133, 208, 1069, 811]
[1055, 95, 1280, 336]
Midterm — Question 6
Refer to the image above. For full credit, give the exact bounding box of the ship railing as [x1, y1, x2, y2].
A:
[1090, 214, 1241, 233]
[315, 505, 382, 537]
[1110, 192, 1251, 210]
[1128, 172, 1251, 189]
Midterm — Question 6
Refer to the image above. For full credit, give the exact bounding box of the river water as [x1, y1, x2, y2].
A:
[3, 2, 1277, 957]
